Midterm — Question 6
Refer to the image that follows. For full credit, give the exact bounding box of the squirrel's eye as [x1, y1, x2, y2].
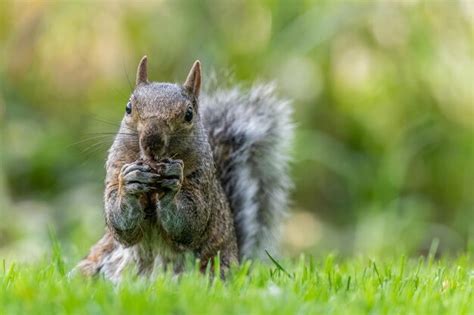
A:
[184, 106, 193, 122]
[125, 101, 132, 115]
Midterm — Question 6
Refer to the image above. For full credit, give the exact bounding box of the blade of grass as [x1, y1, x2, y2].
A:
[265, 250, 293, 279]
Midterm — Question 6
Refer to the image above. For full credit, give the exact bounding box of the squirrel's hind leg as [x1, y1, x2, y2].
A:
[73, 231, 133, 282]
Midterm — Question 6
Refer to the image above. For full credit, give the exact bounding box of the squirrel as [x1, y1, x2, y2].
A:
[74, 56, 293, 282]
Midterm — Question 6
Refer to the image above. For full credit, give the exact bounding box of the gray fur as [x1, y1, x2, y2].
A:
[201, 83, 293, 259]
[75, 77, 293, 281]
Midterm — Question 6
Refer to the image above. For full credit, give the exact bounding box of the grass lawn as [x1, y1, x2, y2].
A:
[1, 251, 473, 315]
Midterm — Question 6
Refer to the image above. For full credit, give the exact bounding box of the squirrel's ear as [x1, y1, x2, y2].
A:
[136, 55, 149, 85]
[183, 60, 201, 98]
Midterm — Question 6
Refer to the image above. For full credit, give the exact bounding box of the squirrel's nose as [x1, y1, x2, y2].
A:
[140, 132, 166, 160]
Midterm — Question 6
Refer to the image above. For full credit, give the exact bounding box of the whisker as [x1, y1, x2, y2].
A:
[80, 141, 112, 156]
[90, 117, 122, 128]
[84, 113, 120, 125]
[85, 113, 136, 134]
[123, 60, 134, 94]
[67, 135, 116, 148]
[84, 132, 138, 137]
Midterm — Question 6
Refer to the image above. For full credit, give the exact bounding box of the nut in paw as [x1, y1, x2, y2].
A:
[150, 158, 184, 193]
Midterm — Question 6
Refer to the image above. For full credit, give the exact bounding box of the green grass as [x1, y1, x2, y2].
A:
[1, 252, 473, 315]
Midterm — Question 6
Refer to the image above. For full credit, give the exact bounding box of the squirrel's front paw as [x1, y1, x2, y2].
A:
[153, 158, 183, 194]
[119, 161, 161, 195]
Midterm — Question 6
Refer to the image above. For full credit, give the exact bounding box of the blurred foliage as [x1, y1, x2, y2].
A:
[0, 0, 473, 260]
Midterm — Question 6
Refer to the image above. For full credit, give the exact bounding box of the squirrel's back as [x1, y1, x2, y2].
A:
[201, 83, 293, 260]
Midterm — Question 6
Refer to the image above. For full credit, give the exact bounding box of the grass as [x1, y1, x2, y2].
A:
[1, 250, 473, 315]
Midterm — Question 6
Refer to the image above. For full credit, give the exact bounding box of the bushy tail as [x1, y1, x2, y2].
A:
[201, 83, 293, 260]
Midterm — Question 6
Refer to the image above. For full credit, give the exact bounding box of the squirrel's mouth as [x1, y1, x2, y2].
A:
[140, 147, 166, 163]
[139, 130, 168, 162]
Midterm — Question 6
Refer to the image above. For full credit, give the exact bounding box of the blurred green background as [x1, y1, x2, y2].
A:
[0, 0, 473, 262]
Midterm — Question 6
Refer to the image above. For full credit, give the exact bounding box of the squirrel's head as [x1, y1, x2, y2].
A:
[122, 56, 203, 163]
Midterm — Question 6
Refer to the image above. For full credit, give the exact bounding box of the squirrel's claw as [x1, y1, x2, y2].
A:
[120, 161, 161, 195]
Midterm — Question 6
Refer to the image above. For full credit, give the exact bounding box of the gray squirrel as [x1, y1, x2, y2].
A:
[75, 56, 293, 282]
